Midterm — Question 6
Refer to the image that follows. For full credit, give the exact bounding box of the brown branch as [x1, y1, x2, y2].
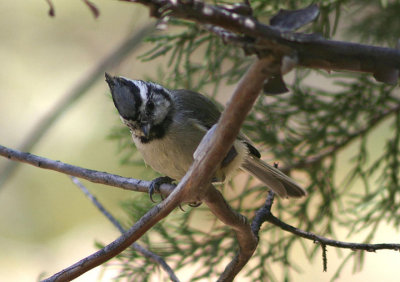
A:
[130, 0, 400, 84]
[45, 0, 55, 16]
[6, 2, 398, 279]
[0, 141, 255, 281]
[184, 57, 278, 281]
[81, 0, 99, 18]
[204, 187, 257, 282]
[71, 177, 180, 282]
[3, 141, 400, 281]
[1, 57, 276, 281]
[28, 57, 273, 281]
[194, 58, 276, 280]
[183, 56, 279, 192]
[42, 186, 182, 281]
[47, 57, 275, 281]
[0, 23, 155, 189]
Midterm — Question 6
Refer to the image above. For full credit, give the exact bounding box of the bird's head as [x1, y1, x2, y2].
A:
[105, 73, 173, 141]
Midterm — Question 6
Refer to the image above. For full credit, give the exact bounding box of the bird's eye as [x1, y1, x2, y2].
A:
[146, 101, 155, 112]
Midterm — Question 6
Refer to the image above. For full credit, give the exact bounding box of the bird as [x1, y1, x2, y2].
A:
[105, 73, 306, 201]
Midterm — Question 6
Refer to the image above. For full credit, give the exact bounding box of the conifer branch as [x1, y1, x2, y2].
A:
[129, 0, 400, 84]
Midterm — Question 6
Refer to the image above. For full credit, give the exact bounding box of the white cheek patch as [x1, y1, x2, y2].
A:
[137, 81, 149, 102]
[122, 77, 149, 102]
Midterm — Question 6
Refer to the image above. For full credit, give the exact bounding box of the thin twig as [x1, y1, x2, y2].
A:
[251, 190, 275, 238]
[266, 212, 400, 251]
[45, 0, 55, 16]
[70, 177, 180, 282]
[251, 164, 400, 263]
[81, 0, 99, 18]
[0, 23, 155, 189]
[70, 177, 128, 232]
[254, 193, 400, 252]
[0, 144, 175, 196]
[42, 177, 184, 281]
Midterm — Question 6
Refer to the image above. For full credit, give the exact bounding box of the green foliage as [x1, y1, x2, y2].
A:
[140, 18, 250, 96]
[346, 0, 400, 45]
[108, 0, 400, 281]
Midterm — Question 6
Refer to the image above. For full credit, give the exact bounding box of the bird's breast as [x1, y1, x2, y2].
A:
[132, 126, 203, 180]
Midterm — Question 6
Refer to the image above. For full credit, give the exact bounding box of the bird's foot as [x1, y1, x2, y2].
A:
[149, 176, 174, 203]
[188, 201, 202, 207]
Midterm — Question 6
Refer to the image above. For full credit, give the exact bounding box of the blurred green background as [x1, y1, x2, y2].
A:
[0, 1, 399, 281]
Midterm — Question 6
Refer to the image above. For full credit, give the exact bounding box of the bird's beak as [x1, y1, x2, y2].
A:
[141, 123, 151, 138]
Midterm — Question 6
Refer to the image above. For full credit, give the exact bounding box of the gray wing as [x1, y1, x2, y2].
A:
[171, 89, 261, 158]
[171, 89, 221, 128]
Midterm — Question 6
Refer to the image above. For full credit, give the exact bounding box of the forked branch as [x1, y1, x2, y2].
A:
[251, 190, 400, 273]
[0, 57, 276, 281]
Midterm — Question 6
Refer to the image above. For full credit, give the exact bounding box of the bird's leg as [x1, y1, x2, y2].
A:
[149, 176, 174, 203]
[149, 177, 202, 209]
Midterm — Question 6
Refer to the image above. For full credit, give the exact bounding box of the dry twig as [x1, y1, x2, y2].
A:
[70, 177, 180, 281]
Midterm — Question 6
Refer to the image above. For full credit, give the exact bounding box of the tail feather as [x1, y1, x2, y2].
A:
[241, 156, 306, 198]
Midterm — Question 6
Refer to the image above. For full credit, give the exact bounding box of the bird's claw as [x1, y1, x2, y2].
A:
[149, 176, 174, 203]
[188, 201, 202, 207]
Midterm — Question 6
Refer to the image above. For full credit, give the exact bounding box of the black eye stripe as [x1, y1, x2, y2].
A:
[147, 101, 155, 110]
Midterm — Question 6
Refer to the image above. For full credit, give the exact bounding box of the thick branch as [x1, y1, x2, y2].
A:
[131, 0, 400, 84]
[183, 57, 277, 281]
[35, 57, 274, 281]
[1, 57, 275, 281]
[43, 188, 182, 281]
[181, 56, 279, 195]
[47, 57, 275, 281]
